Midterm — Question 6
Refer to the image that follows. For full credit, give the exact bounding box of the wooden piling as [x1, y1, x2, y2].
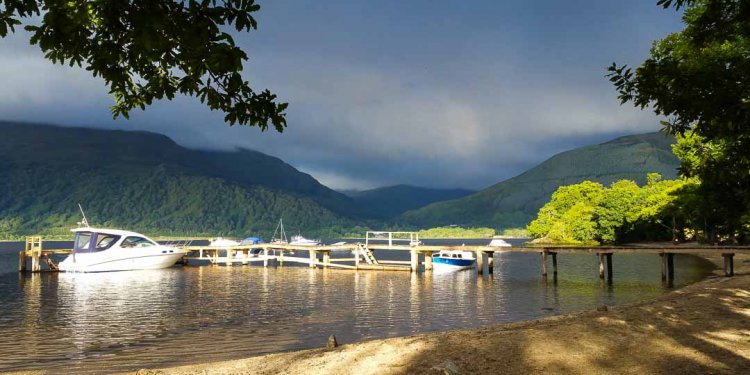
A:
[722, 253, 734, 277]
[18, 250, 27, 272]
[606, 253, 613, 282]
[487, 252, 494, 274]
[660, 253, 667, 281]
[309, 250, 317, 268]
[476, 250, 485, 275]
[667, 253, 675, 281]
[263, 248, 269, 267]
[551, 252, 557, 275]
[424, 253, 433, 271]
[541, 251, 548, 277]
[410, 249, 418, 273]
[481, 252, 490, 276]
[598, 253, 605, 279]
[242, 250, 249, 265]
[323, 251, 330, 268]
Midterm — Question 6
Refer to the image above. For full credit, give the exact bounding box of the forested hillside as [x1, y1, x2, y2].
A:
[0, 122, 362, 238]
[343, 185, 474, 218]
[399, 132, 680, 229]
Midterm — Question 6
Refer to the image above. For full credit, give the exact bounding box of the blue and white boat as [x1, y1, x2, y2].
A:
[431, 250, 476, 271]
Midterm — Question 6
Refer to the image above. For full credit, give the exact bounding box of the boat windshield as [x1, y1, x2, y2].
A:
[121, 236, 156, 248]
[74, 232, 92, 252]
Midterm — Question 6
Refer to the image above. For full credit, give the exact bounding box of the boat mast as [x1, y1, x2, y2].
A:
[77, 203, 90, 228]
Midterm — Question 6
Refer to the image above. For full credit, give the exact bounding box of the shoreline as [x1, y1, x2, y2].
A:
[133, 253, 749, 375]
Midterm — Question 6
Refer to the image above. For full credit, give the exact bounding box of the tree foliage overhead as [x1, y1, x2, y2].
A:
[607, 0, 750, 239]
[0, 0, 287, 130]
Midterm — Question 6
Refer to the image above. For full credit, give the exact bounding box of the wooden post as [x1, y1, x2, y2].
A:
[354, 246, 360, 269]
[410, 249, 418, 273]
[660, 253, 667, 281]
[309, 250, 317, 268]
[541, 251, 548, 277]
[667, 253, 675, 281]
[263, 248, 269, 267]
[551, 252, 558, 276]
[242, 250, 249, 265]
[424, 252, 433, 271]
[481, 252, 490, 276]
[598, 253, 605, 279]
[476, 250, 485, 275]
[487, 252, 494, 274]
[606, 253, 613, 283]
[18, 250, 27, 272]
[722, 253, 734, 277]
[323, 251, 330, 268]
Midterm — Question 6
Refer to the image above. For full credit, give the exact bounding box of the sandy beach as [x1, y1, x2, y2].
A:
[131, 254, 749, 375]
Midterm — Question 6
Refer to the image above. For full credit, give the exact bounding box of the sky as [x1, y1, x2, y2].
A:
[0, 1, 685, 191]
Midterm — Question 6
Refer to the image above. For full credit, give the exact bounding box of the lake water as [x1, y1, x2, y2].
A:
[0, 239, 714, 373]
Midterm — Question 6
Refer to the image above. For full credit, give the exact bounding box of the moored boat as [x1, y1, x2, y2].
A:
[58, 228, 187, 272]
[488, 236, 512, 247]
[289, 235, 321, 246]
[431, 250, 476, 271]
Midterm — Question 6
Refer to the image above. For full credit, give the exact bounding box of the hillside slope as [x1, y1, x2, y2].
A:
[343, 185, 474, 218]
[399, 132, 680, 229]
[0, 122, 360, 238]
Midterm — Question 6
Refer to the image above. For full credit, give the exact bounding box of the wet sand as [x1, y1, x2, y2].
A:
[133, 254, 750, 375]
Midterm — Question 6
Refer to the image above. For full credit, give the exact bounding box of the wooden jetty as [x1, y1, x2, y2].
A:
[16, 231, 749, 285]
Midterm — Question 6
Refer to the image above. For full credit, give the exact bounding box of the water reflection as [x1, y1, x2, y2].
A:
[0, 252, 714, 373]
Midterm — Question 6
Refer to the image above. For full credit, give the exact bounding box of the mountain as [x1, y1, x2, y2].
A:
[399, 132, 681, 229]
[0, 122, 361, 238]
[342, 185, 475, 218]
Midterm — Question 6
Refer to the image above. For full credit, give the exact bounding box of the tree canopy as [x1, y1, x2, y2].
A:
[607, 0, 750, 241]
[0, 0, 287, 130]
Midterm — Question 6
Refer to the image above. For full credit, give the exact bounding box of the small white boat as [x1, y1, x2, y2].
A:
[488, 236, 512, 247]
[58, 228, 186, 272]
[289, 235, 321, 246]
[431, 250, 476, 271]
[209, 237, 240, 247]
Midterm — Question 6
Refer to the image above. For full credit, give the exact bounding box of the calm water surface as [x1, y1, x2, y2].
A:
[0, 239, 714, 373]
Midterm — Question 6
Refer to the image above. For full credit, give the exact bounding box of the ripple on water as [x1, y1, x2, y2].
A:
[0, 250, 714, 373]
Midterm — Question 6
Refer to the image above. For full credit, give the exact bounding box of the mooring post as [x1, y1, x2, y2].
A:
[410, 249, 418, 273]
[323, 251, 330, 268]
[354, 246, 360, 269]
[263, 248, 269, 267]
[481, 252, 490, 276]
[541, 251, 548, 277]
[667, 253, 675, 281]
[424, 252, 433, 271]
[551, 252, 558, 276]
[242, 250, 249, 265]
[487, 251, 494, 274]
[606, 253, 613, 283]
[309, 250, 317, 268]
[598, 253, 605, 279]
[660, 253, 667, 281]
[476, 249, 485, 275]
[18, 250, 27, 272]
[279, 250, 285, 267]
[722, 253, 734, 277]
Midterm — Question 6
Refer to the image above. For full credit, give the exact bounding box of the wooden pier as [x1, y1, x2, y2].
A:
[16, 231, 749, 285]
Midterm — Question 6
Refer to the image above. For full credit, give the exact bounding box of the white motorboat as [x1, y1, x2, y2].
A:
[58, 228, 187, 272]
[289, 235, 321, 246]
[488, 236, 512, 247]
[431, 250, 476, 272]
[209, 237, 240, 247]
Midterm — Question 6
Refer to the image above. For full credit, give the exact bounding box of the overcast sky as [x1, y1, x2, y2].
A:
[0, 1, 684, 190]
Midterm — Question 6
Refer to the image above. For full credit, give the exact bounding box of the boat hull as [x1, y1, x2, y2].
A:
[432, 257, 476, 271]
[58, 251, 185, 272]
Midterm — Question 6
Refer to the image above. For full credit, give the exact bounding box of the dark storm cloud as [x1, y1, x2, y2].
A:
[0, 1, 683, 190]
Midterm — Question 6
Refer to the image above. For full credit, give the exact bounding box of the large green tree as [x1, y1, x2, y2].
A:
[607, 0, 750, 241]
[0, 0, 286, 130]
